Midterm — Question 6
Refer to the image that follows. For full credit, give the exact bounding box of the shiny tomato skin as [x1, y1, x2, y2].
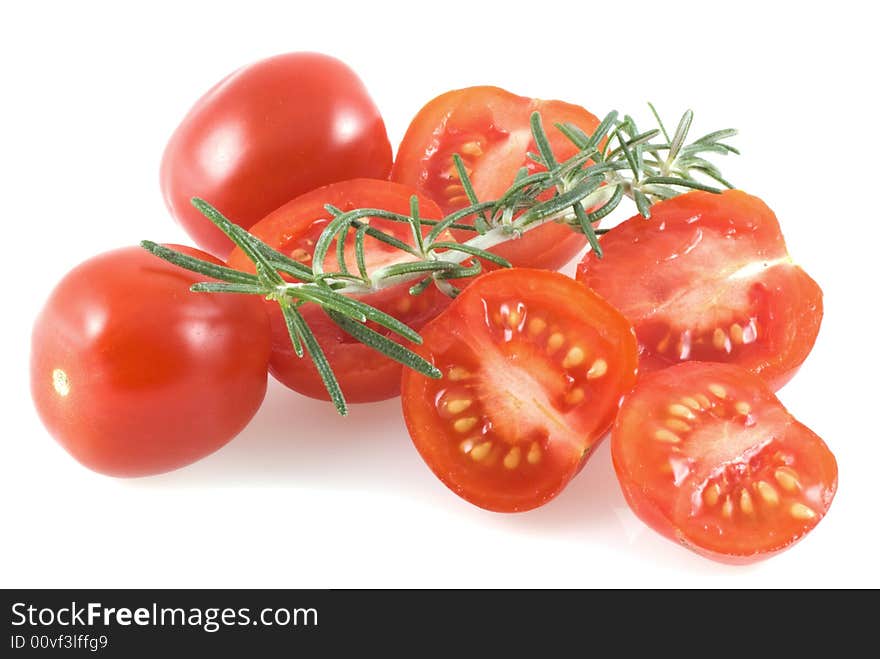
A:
[161, 53, 392, 257]
[30, 246, 271, 477]
[227, 179, 452, 403]
[577, 190, 823, 390]
[612, 362, 837, 564]
[402, 269, 638, 512]
[392, 86, 600, 271]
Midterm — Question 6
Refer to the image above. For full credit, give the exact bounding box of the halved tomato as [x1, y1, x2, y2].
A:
[402, 269, 638, 512]
[576, 190, 823, 390]
[392, 86, 600, 271]
[612, 362, 837, 563]
[227, 178, 452, 403]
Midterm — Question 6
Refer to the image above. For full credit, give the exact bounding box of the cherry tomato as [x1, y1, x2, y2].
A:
[391, 86, 600, 270]
[30, 246, 271, 477]
[401, 269, 638, 512]
[577, 190, 823, 390]
[227, 179, 452, 403]
[161, 53, 392, 257]
[612, 362, 836, 563]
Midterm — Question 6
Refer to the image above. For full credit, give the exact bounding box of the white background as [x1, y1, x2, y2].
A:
[2, 0, 878, 588]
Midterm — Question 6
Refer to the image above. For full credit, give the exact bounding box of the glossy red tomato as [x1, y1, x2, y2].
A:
[612, 362, 836, 563]
[31, 246, 271, 477]
[392, 86, 600, 270]
[401, 269, 638, 512]
[161, 53, 392, 257]
[227, 179, 452, 403]
[577, 190, 822, 390]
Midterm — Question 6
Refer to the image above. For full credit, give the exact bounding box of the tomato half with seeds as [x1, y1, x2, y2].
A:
[576, 190, 823, 390]
[392, 86, 600, 271]
[161, 53, 392, 257]
[30, 246, 271, 477]
[227, 179, 452, 403]
[612, 362, 836, 563]
[401, 269, 638, 512]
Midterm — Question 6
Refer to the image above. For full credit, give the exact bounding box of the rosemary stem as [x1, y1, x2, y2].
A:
[324, 184, 621, 296]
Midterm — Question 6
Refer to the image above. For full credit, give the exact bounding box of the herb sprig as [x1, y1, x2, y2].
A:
[142, 105, 737, 415]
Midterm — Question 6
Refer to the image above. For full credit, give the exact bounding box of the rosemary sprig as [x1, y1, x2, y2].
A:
[143, 105, 737, 414]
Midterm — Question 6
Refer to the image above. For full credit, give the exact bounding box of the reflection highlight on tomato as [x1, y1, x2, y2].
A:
[612, 362, 836, 563]
[161, 52, 392, 257]
[30, 246, 271, 477]
[577, 190, 822, 389]
[392, 86, 601, 270]
[402, 269, 638, 512]
[227, 179, 452, 403]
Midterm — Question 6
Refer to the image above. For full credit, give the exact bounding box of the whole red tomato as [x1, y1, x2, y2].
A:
[161, 53, 392, 257]
[30, 246, 271, 477]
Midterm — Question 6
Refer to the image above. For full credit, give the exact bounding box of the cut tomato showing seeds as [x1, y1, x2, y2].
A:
[402, 269, 638, 512]
[611, 362, 837, 564]
[227, 178, 452, 403]
[576, 190, 823, 390]
[392, 86, 601, 271]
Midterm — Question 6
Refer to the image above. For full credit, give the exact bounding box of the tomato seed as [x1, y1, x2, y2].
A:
[547, 333, 564, 352]
[453, 417, 479, 433]
[704, 483, 721, 506]
[735, 401, 751, 415]
[562, 346, 585, 368]
[713, 328, 728, 351]
[654, 428, 681, 444]
[790, 503, 817, 520]
[527, 442, 542, 465]
[527, 317, 547, 335]
[669, 403, 695, 420]
[730, 323, 744, 344]
[503, 447, 521, 469]
[695, 393, 713, 410]
[708, 383, 727, 399]
[755, 481, 779, 505]
[587, 358, 608, 379]
[740, 490, 755, 515]
[459, 141, 483, 157]
[470, 441, 492, 462]
[774, 467, 801, 492]
[446, 399, 473, 414]
[666, 418, 691, 433]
